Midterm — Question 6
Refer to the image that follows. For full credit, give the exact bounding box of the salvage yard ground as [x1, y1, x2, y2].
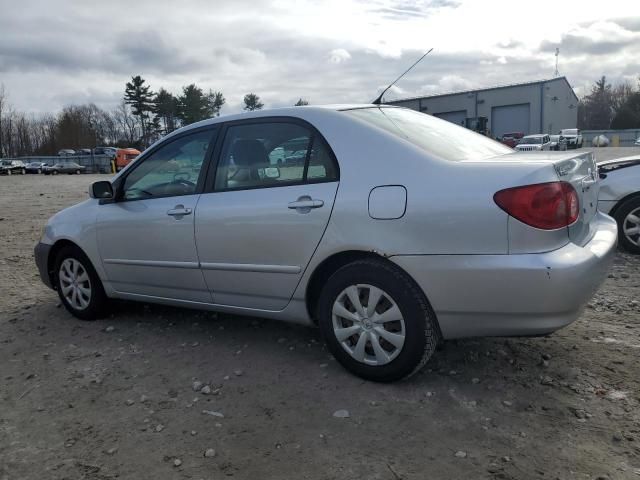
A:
[1, 147, 640, 479]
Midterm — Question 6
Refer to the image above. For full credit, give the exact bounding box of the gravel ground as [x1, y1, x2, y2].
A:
[1, 165, 639, 480]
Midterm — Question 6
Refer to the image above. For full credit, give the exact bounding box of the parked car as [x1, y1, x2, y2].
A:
[514, 134, 553, 151]
[598, 156, 640, 254]
[34, 105, 616, 382]
[635, 137, 640, 146]
[559, 128, 583, 149]
[0, 159, 26, 175]
[500, 132, 524, 148]
[57, 149, 75, 156]
[43, 162, 86, 175]
[549, 135, 568, 151]
[25, 161, 48, 174]
[93, 147, 117, 158]
[115, 148, 141, 171]
[75, 149, 92, 156]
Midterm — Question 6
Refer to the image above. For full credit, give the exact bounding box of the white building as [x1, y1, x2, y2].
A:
[387, 77, 579, 139]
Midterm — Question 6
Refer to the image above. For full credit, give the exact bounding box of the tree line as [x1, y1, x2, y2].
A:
[0, 76, 311, 157]
[577, 76, 640, 130]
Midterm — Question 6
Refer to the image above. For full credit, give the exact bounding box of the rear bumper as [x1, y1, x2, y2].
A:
[390, 212, 618, 339]
[34, 242, 54, 289]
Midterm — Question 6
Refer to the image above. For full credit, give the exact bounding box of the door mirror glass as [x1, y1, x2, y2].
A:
[90, 181, 113, 199]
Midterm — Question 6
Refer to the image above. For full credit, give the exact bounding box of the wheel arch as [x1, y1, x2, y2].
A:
[47, 239, 90, 288]
[304, 250, 441, 333]
[609, 192, 640, 218]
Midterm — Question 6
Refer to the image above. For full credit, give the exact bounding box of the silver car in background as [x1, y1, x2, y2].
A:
[598, 156, 640, 254]
[34, 106, 617, 382]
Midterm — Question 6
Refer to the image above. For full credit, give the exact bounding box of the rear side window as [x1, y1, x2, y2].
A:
[213, 122, 338, 191]
[345, 107, 511, 161]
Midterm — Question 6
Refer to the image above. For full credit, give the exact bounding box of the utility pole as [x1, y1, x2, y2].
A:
[554, 48, 560, 77]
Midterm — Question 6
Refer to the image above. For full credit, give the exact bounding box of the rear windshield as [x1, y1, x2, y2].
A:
[345, 107, 511, 161]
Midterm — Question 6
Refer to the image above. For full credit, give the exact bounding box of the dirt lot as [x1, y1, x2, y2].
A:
[1, 163, 639, 479]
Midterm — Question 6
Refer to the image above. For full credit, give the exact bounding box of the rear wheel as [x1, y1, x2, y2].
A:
[317, 259, 440, 382]
[614, 198, 640, 254]
[55, 246, 109, 320]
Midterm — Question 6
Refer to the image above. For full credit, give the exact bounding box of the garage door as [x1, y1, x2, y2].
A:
[491, 104, 530, 138]
[434, 110, 467, 127]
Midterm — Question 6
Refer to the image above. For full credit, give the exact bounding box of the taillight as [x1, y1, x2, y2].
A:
[494, 182, 579, 230]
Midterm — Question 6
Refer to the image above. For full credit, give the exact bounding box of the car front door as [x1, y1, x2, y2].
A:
[195, 119, 340, 310]
[96, 127, 217, 302]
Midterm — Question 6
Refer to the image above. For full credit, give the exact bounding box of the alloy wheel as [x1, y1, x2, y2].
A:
[59, 258, 92, 310]
[332, 284, 406, 366]
[623, 207, 640, 247]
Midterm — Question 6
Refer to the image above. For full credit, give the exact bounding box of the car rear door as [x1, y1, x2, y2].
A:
[195, 119, 339, 311]
[96, 127, 218, 302]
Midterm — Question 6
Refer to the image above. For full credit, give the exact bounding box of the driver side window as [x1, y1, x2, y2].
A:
[122, 129, 216, 201]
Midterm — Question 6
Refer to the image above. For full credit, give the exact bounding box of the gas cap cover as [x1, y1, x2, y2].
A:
[368, 185, 407, 220]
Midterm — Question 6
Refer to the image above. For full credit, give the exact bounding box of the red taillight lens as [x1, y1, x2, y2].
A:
[494, 182, 579, 230]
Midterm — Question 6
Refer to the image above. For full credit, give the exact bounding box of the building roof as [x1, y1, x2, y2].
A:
[387, 76, 579, 104]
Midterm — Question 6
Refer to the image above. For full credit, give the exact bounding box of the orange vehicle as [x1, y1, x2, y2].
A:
[114, 148, 141, 171]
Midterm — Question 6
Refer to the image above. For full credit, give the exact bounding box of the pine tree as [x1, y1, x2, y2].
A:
[243, 93, 264, 111]
[206, 90, 225, 117]
[177, 84, 208, 126]
[124, 75, 155, 146]
[154, 88, 179, 134]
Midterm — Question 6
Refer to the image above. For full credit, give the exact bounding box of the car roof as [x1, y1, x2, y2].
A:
[174, 104, 381, 131]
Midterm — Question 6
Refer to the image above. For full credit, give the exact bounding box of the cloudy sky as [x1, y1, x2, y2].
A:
[1, 0, 639, 115]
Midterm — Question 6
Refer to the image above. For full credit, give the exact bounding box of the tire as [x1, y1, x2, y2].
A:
[37, 169, 42, 174]
[317, 259, 440, 382]
[7, 169, 11, 176]
[54, 245, 109, 320]
[614, 197, 640, 254]
[53, 170, 58, 175]
[75, 169, 81, 174]
[21, 169, 26, 175]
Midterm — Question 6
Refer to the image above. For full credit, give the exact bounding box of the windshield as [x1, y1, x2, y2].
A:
[1, 160, 11, 166]
[345, 107, 510, 161]
[561, 129, 578, 135]
[521, 136, 543, 144]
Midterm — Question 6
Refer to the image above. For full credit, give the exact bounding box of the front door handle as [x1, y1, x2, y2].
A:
[167, 205, 192, 219]
[288, 196, 324, 213]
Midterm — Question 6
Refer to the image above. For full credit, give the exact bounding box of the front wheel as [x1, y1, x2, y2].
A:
[55, 246, 109, 320]
[75, 169, 81, 174]
[317, 259, 440, 382]
[614, 197, 640, 254]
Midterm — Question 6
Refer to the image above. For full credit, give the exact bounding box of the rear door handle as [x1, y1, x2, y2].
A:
[167, 205, 192, 218]
[288, 196, 324, 212]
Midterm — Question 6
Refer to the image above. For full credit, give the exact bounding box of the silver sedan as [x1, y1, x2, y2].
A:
[598, 156, 640, 254]
[34, 105, 617, 382]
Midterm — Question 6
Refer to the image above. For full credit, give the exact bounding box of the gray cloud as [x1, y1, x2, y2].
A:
[0, 1, 637, 114]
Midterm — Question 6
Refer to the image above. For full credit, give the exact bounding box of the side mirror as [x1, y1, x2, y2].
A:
[90, 181, 114, 200]
[263, 167, 280, 179]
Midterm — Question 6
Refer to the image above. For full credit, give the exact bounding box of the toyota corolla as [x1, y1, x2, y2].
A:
[34, 105, 617, 382]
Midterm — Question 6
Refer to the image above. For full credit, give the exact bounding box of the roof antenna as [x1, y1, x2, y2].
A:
[372, 48, 433, 105]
